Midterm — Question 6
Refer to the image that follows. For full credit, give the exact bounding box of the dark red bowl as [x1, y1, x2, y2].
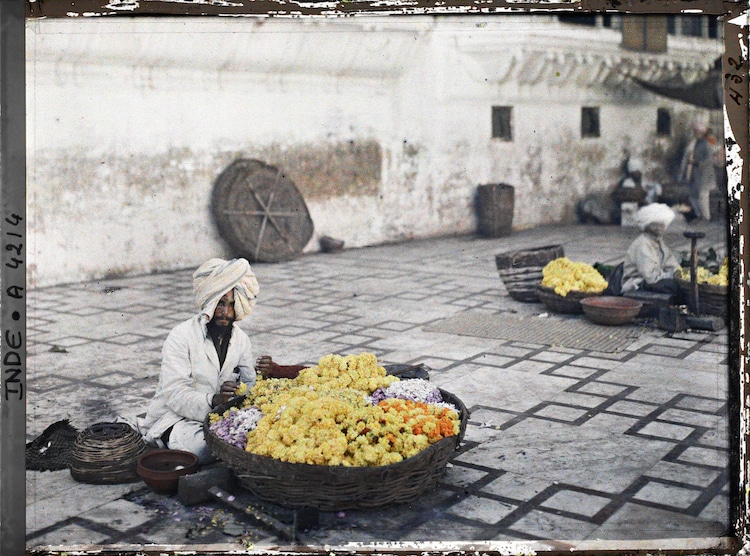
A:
[136, 449, 199, 494]
[580, 296, 643, 326]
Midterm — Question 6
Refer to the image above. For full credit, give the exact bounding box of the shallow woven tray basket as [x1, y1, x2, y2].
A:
[537, 285, 603, 314]
[69, 422, 147, 484]
[204, 390, 468, 511]
[675, 277, 728, 319]
[495, 245, 565, 302]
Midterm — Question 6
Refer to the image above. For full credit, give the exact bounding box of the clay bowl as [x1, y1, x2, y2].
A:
[136, 449, 199, 494]
[580, 296, 643, 326]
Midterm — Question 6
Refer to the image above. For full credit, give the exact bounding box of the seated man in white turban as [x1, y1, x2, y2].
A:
[621, 158, 662, 205]
[620, 203, 683, 299]
[139, 258, 300, 462]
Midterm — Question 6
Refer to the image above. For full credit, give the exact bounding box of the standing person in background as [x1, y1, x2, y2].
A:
[679, 119, 718, 222]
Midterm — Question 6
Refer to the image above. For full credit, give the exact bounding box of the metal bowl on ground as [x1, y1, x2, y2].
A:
[384, 363, 430, 380]
[580, 296, 643, 326]
[136, 449, 200, 494]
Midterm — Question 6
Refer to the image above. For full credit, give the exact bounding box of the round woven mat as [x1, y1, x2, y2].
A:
[69, 422, 146, 484]
[211, 159, 314, 263]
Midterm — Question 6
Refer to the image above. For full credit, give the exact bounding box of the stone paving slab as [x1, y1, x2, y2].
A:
[24, 221, 733, 551]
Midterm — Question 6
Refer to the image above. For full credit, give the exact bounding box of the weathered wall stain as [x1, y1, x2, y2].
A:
[436, 140, 476, 229]
[399, 141, 421, 193]
[521, 143, 544, 194]
[28, 140, 384, 286]
[552, 136, 610, 222]
[221, 139, 382, 200]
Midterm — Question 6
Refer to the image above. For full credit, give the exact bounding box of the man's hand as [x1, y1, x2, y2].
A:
[255, 355, 274, 378]
[212, 380, 240, 407]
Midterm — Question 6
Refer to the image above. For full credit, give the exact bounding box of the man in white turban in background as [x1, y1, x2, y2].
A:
[139, 258, 300, 462]
[620, 204, 683, 300]
[621, 157, 662, 205]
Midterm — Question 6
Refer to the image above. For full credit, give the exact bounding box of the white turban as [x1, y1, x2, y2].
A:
[635, 203, 675, 231]
[691, 118, 709, 134]
[192, 258, 260, 322]
[627, 158, 643, 174]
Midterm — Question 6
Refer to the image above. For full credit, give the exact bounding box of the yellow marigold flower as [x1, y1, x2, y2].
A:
[235, 382, 248, 396]
[542, 257, 607, 296]
[222, 352, 461, 466]
[678, 258, 729, 286]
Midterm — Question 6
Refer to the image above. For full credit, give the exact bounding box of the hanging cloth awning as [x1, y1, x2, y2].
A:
[629, 58, 723, 110]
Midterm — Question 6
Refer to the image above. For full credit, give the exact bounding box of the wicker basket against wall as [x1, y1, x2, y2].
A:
[495, 245, 565, 303]
[675, 277, 728, 319]
[204, 390, 468, 511]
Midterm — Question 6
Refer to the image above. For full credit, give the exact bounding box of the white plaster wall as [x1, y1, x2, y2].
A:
[26, 16, 721, 288]
[27, 22, 403, 286]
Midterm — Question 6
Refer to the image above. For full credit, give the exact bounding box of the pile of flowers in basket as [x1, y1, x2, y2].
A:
[541, 257, 608, 297]
[208, 353, 460, 467]
[675, 257, 729, 286]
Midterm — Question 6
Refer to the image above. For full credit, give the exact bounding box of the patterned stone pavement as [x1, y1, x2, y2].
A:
[25, 220, 734, 551]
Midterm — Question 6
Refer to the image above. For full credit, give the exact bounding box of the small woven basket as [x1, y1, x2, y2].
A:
[537, 286, 604, 314]
[495, 245, 565, 302]
[204, 390, 468, 511]
[675, 277, 728, 318]
[69, 422, 147, 484]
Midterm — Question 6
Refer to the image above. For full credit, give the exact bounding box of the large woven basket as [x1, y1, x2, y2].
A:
[495, 245, 565, 302]
[537, 285, 604, 314]
[204, 390, 468, 511]
[675, 277, 728, 318]
[69, 422, 147, 484]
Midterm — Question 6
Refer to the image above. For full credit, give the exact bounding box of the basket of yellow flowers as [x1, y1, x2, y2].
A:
[675, 258, 729, 318]
[204, 352, 468, 511]
[536, 257, 608, 314]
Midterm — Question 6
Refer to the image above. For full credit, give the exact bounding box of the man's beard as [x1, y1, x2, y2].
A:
[208, 319, 234, 336]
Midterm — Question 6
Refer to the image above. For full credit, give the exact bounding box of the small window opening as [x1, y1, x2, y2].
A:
[492, 106, 513, 141]
[708, 17, 719, 39]
[681, 15, 704, 37]
[667, 15, 676, 35]
[581, 107, 600, 138]
[657, 108, 672, 136]
[558, 14, 597, 26]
